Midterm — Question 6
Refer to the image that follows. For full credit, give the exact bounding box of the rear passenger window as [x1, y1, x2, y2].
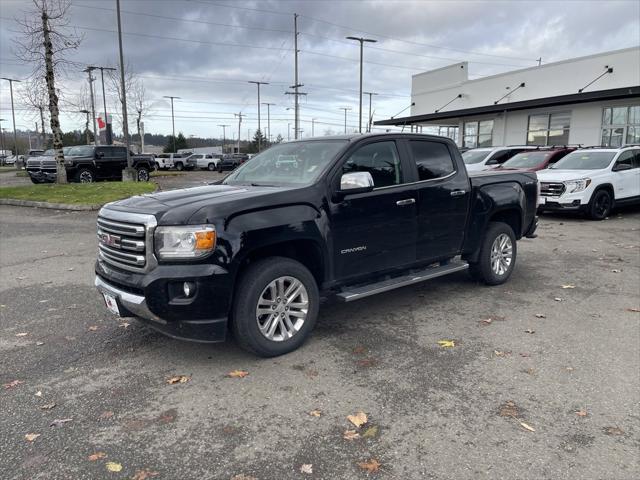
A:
[113, 148, 127, 159]
[409, 141, 455, 180]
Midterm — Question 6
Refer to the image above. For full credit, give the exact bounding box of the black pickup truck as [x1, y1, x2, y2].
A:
[26, 145, 155, 183]
[95, 134, 538, 356]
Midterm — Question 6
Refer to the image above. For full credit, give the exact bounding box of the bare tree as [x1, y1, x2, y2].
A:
[131, 80, 149, 152]
[20, 78, 49, 149]
[14, 0, 82, 183]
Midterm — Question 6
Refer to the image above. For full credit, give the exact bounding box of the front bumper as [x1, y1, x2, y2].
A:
[27, 169, 57, 182]
[538, 198, 587, 213]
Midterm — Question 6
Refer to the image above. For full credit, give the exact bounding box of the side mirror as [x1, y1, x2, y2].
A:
[338, 172, 374, 195]
[95, 151, 104, 159]
[613, 163, 632, 172]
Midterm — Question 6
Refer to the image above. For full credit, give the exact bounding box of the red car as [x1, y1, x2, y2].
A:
[494, 147, 576, 172]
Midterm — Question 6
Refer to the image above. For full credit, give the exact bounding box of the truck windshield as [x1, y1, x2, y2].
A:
[550, 151, 616, 170]
[223, 140, 348, 186]
[502, 151, 551, 168]
[462, 150, 490, 164]
[66, 145, 95, 157]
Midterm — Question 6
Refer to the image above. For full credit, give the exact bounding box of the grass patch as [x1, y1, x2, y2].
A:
[0, 166, 18, 173]
[150, 170, 186, 177]
[16, 171, 28, 177]
[0, 181, 156, 205]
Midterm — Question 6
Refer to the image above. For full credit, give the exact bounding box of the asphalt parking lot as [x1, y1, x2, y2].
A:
[1, 171, 639, 480]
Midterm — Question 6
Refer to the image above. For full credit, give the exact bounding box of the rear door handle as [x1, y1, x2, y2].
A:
[450, 190, 466, 197]
[396, 198, 416, 206]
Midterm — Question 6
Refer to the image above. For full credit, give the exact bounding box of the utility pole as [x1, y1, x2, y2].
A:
[234, 113, 243, 153]
[346, 36, 377, 133]
[340, 107, 352, 134]
[363, 91, 378, 132]
[0, 119, 5, 159]
[116, 0, 134, 178]
[294, 13, 299, 139]
[218, 124, 229, 154]
[79, 109, 90, 144]
[163, 96, 180, 152]
[248, 81, 268, 151]
[287, 123, 290, 141]
[262, 102, 275, 143]
[1, 77, 21, 161]
[311, 118, 316, 137]
[88, 65, 116, 144]
[83, 67, 98, 146]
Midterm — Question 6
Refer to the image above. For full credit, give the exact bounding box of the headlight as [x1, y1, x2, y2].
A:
[563, 178, 591, 193]
[154, 225, 216, 260]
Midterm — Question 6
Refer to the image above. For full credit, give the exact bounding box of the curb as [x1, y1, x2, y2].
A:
[0, 198, 102, 211]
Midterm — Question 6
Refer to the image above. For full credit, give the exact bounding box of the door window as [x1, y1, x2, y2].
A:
[486, 150, 512, 165]
[342, 141, 402, 188]
[615, 151, 634, 169]
[112, 148, 127, 159]
[409, 141, 455, 180]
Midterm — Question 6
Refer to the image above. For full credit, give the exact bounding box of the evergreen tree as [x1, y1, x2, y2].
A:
[248, 129, 267, 153]
[163, 132, 189, 153]
[275, 134, 284, 144]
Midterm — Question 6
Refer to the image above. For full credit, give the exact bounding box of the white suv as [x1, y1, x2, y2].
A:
[537, 146, 640, 220]
[462, 146, 537, 172]
[185, 153, 222, 171]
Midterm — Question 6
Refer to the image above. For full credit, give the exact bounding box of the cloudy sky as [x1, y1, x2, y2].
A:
[0, 0, 638, 143]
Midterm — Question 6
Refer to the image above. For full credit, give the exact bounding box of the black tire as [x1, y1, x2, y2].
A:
[207, 163, 215, 171]
[587, 189, 612, 220]
[30, 176, 44, 184]
[75, 168, 94, 183]
[231, 257, 319, 357]
[137, 167, 150, 182]
[175, 162, 184, 171]
[468, 221, 517, 286]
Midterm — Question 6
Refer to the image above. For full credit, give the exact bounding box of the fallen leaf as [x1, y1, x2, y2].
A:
[132, 469, 160, 480]
[67, 267, 74, 271]
[438, 340, 455, 348]
[119, 322, 130, 329]
[88, 326, 98, 332]
[356, 358, 378, 367]
[499, 401, 519, 418]
[524, 368, 536, 376]
[38, 299, 50, 303]
[300, 464, 313, 474]
[625, 308, 640, 313]
[3, 379, 23, 389]
[554, 297, 563, 302]
[36, 341, 45, 346]
[478, 318, 492, 325]
[39, 403, 56, 410]
[565, 366, 574, 371]
[309, 410, 322, 417]
[535, 313, 546, 318]
[25, 433, 40, 442]
[347, 411, 368, 428]
[226, 370, 249, 378]
[166, 375, 191, 384]
[352, 346, 367, 354]
[493, 350, 512, 357]
[524, 329, 535, 334]
[50, 418, 73, 427]
[88, 452, 107, 461]
[561, 284, 576, 289]
[611, 269, 621, 273]
[105, 462, 122, 472]
[603, 426, 624, 436]
[357, 458, 382, 473]
[15, 332, 29, 337]
[520, 422, 536, 432]
[575, 410, 588, 417]
[343, 429, 360, 440]
[519, 352, 531, 357]
[158, 409, 177, 423]
[34, 390, 42, 397]
[361, 425, 379, 438]
[99, 410, 114, 420]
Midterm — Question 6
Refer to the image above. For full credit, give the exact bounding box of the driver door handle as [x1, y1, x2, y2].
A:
[450, 190, 467, 197]
[396, 198, 416, 206]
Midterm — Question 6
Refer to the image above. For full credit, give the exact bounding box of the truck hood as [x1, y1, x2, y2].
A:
[105, 183, 310, 224]
[536, 169, 602, 182]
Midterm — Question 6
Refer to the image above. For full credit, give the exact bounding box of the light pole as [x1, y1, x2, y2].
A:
[345, 36, 377, 133]
[287, 123, 291, 142]
[79, 110, 91, 144]
[248, 81, 268, 151]
[163, 96, 180, 152]
[82, 67, 99, 146]
[115, 0, 135, 177]
[218, 124, 229, 154]
[262, 102, 275, 144]
[0, 119, 5, 161]
[234, 112, 243, 153]
[340, 107, 352, 134]
[1, 77, 21, 161]
[311, 118, 316, 137]
[88, 65, 116, 144]
[363, 91, 378, 132]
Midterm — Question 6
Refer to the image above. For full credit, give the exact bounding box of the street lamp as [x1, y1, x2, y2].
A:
[87, 65, 116, 144]
[340, 107, 352, 134]
[261, 102, 275, 144]
[363, 91, 378, 133]
[248, 81, 268, 151]
[218, 124, 230, 154]
[163, 96, 180, 152]
[345, 36, 377, 133]
[1, 77, 22, 161]
[79, 110, 91, 144]
[82, 67, 99, 146]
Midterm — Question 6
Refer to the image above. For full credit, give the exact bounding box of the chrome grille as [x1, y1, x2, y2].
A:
[540, 182, 565, 197]
[97, 209, 157, 273]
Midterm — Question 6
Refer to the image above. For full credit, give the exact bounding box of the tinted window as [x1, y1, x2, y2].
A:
[112, 148, 127, 159]
[486, 150, 512, 165]
[409, 141, 455, 180]
[615, 151, 634, 169]
[551, 151, 616, 170]
[343, 141, 402, 188]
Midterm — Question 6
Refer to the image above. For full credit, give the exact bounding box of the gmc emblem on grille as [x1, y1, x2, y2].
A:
[100, 232, 121, 248]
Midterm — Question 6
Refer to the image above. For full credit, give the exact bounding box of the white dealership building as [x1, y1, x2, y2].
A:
[376, 47, 640, 149]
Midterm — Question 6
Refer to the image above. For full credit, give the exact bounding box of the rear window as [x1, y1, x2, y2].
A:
[410, 141, 455, 180]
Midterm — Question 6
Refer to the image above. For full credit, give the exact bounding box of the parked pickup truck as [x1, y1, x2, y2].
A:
[26, 145, 155, 183]
[155, 153, 191, 171]
[95, 134, 539, 356]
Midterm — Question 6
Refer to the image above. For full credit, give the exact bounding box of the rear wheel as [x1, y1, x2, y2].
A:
[231, 257, 319, 357]
[175, 162, 184, 171]
[217, 164, 223, 173]
[75, 168, 94, 183]
[137, 166, 150, 182]
[468, 221, 517, 285]
[207, 163, 215, 171]
[587, 189, 612, 220]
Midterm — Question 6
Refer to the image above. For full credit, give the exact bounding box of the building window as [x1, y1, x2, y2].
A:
[527, 112, 571, 146]
[601, 106, 640, 147]
[463, 120, 493, 148]
[438, 126, 459, 143]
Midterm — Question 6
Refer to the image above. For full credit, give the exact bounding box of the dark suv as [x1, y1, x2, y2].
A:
[26, 145, 155, 183]
[217, 153, 249, 172]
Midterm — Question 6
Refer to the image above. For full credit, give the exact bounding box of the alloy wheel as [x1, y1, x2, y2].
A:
[256, 276, 309, 342]
[490, 233, 513, 276]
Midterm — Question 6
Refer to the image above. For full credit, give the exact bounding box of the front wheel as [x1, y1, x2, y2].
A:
[468, 221, 517, 286]
[207, 163, 215, 171]
[231, 257, 319, 357]
[174, 162, 184, 171]
[75, 168, 94, 183]
[587, 189, 612, 220]
[137, 167, 150, 182]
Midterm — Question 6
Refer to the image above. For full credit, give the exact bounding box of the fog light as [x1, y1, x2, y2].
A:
[183, 282, 196, 298]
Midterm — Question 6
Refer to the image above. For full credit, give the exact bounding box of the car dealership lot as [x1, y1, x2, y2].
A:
[1, 193, 639, 479]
